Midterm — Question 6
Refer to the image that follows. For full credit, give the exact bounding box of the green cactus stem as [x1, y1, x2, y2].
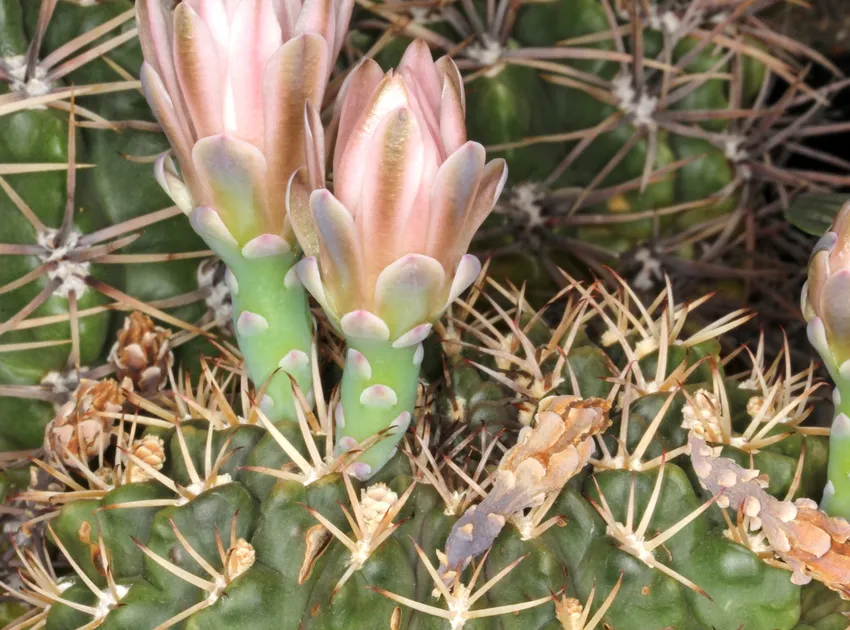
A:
[821, 381, 850, 519]
[336, 337, 421, 478]
[224, 251, 314, 423]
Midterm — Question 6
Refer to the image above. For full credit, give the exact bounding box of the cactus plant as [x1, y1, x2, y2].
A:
[1, 276, 847, 630]
[1, 1, 849, 629]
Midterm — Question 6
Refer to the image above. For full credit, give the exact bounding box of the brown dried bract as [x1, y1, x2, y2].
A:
[109, 312, 173, 395]
[45, 379, 123, 465]
[783, 500, 850, 599]
[688, 427, 850, 600]
[440, 396, 610, 581]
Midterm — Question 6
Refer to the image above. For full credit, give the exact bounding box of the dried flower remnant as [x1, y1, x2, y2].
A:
[439, 396, 610, 583]
[109, 312, 173, 394]
[44, 379, 123, 465]
[688, 424, 850, 598]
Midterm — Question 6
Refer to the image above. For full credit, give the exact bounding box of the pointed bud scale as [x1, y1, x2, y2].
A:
[237, 311, 269, 337]
[360, 385, 399, 409]
[242, 234, 291, 258]
[346, 349, 372, 380]
[278, 349, 310, 374]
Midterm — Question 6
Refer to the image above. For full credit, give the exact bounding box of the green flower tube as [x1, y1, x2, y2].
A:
[226, 252, 314, 421]
[336, 338, 421, 477]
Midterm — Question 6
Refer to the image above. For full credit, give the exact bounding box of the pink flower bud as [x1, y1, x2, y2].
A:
[291, 40, 508, 342]
[137, 0, 353, 245]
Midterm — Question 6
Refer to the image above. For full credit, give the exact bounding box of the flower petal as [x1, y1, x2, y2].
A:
[334, 74, 409, 219]
[397, 39, 441, 115]
[358, 107, 424, 283]
[192, 134, 271, 243]
[311, 189, 364, 314]
[141, 63, 194, 171]
[332, 0, 355, 62]
[274, 0, 302, 39]
[304, 103, 325, 190]
[228, 0, 282, 148]
[439, 68, 467, 156]
[154, 153, 193, 214]
[296, 255, 335, 321]
[332, 58, 385, 182]
[264, 33, 329, 233]
[173, 3, 226, 139]
[445, 255, 482, 308]
[286, 168, 319, 256]
[425, 141, 485, 267]
[455, 157, 508, 258]
[189, 206, 239, 254]
[375, 254, 446, 338]
[822, 269, 850, 358]
[436, 56, 465, 116]
[294, 0, 335, 70]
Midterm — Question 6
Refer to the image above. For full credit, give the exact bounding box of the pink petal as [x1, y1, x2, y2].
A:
[425, 142, 485, 267]
[192, 135, 272, 243]
[137, 0, 194, 141]
[439, 71, 467, 156]
[436, 56, 465, 116]
[358, 107, 424, 284]
[184, 0, 230, 54]
[228, 0, 283, 149]
[311, 189, 364, 314]
[332, 58, 385, 185]
[173, 3, 226, 139]
[397, 39, 441, 115]
[304, 103, 325, 190]
[294, 0, 335, 66]
[455, 157, 508, 261]
[136, 0, 175, 88]
[141, 63, 194, 173]
[399, 130, 439, 256]
[264, 34, 329, 235]
[273, 0, 302, 39]
[401, 73, 444, 162]
[334, 74, 410, 219]
[286, 168, 319, 257]
[332, 0, 355, 62]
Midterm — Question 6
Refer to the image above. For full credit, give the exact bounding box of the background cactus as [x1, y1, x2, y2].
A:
[0, 0, 227, 455]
